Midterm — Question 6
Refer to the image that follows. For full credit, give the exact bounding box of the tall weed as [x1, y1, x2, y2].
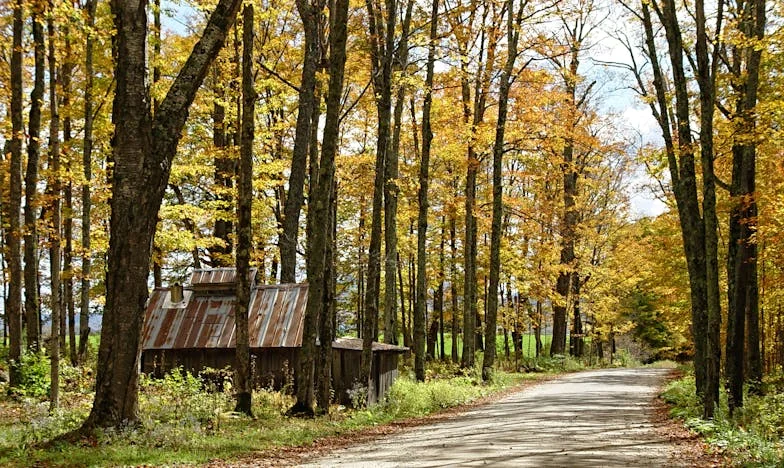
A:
[661, 372, 784, 465]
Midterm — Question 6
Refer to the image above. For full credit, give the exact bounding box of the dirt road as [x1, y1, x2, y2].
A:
[299, 368, 683, 467]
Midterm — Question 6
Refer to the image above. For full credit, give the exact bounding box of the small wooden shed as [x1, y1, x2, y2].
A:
[141, 268, 408, 405]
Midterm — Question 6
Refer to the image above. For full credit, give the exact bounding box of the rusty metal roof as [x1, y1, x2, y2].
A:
[188, 267, 257, 289]
[142, 281, 308, 350]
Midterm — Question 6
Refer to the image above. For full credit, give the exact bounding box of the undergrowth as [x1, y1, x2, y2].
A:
[661, 371, 784, 466]
[0, 344, 642, 467]
[0, 361, 547, 467]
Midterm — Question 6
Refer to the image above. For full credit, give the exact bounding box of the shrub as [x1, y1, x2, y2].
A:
[139, 367, 233, 428]
[662, 371, 784, 465]
[383, 375, 483, 417]
[11, 352, 51, 398]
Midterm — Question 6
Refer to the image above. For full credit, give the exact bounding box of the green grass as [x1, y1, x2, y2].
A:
[436, 333, 554, 360]
[661, 369, 784, 466]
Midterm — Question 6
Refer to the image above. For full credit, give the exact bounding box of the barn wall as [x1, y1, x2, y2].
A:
[142, 348, 300, 391]
[142, 347, 402, 405]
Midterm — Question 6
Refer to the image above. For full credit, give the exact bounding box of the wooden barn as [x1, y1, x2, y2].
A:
[141, 268, 408, 405]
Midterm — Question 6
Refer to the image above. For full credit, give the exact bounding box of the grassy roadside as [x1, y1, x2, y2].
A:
[660, 368, 784, 466]
[0, 356, 588, 467]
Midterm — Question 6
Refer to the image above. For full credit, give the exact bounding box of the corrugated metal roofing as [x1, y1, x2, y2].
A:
[189, 267, 257, 289]
[143, 280, 308, 350]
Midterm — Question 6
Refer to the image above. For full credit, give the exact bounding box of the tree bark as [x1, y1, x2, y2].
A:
[383, 0, 413, 345]
[292, 0, 348, 414]
[25, 0, 46, 352]
[317, 181, 337, 413]
[7, 0, 25, 388]
[726, 0, 765, 412]
[484, 0, 520, 380]
[61, 24, 77, 366]
[47, 7, 61, 410]
[414, 0, 437, 382]
[279, 0, 324, 283]
[450, 215, 459, 362]
[362, 0, 397, 394]
[640, 0, 710, 409]
[234, 3, 255, 416]
[82, 0, 241, 429]
[79, 0, 97, 363]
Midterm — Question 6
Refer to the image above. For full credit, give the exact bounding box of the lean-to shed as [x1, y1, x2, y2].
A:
[141, 268, 408, 405]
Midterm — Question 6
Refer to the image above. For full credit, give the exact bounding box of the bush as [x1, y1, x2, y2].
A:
[139, 367, 233, 428]
[11, 352, 51, 398]
[383, 374, 485, 417]
[662, 371, 784, 465]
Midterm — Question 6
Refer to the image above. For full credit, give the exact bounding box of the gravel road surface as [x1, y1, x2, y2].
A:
[299, 368, 679, 467]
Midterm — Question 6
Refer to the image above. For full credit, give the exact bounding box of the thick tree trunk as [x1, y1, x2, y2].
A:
[79, 0, 97, 363]
[234, 4, 255, 416]
[317, 181, 337, 412]
[552, 46, 580, 357]
[280, 0, 324, 283]
[25, 0, 46, 352]
[726, 0, 765, 412]
[569, 273, 584, 357]
[641, 0, 710, 407]
[362, 0, 396, 394]
[694, 0, 722, 418]
[82, 0, 241, 429]
[383, 0, 413, 345]
[292, 0, 348, 415]
[7, 0, 25, 388]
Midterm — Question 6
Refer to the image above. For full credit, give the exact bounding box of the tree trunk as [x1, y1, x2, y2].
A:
[280, 0, 324, 283]
[61, 25, 77, 366]
[317, 181, 337, 412]
[413, 0, 437, 381]
[640, 0, 710, 407]
[694, 0, 722, 418]
[726, 0, 765, 412]
[484, 0, 519, 380]
[383, 0, 413, 345]
[47, 7, 61, 410]
[569, 273, 584, 357]
[234, 4, 255, 416]
[7, 0, 25, 388]
[450, 214, 459, 362]
[292, 0, 348, 415]
[362, 0, 397, 394]
[82, 0, 241, 429]
[79, 0, 97, 363]
[25, 0, 46, 353]
[438, 219, 446, 361]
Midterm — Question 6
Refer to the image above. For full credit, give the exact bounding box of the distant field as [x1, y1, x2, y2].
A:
[391, 333, 554, 360]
